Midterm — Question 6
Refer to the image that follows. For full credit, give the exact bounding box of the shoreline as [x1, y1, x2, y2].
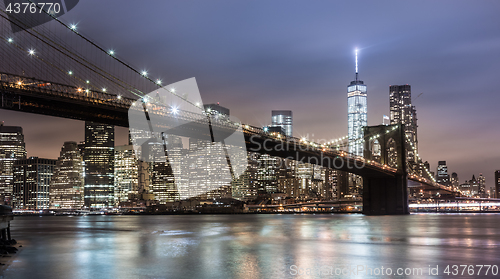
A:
[0, 241, 22, 275]
[11, 210, 500, 216]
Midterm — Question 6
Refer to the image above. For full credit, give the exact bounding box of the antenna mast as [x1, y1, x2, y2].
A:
[355, 48, 359, 82]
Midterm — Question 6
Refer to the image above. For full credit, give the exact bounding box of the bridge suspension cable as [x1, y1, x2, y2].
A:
[0, 1, 200, 109]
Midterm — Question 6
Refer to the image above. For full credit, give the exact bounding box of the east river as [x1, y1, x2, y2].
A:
[1, 214, 500, 278]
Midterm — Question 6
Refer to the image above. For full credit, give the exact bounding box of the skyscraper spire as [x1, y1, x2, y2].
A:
[355, 48, 359, 82]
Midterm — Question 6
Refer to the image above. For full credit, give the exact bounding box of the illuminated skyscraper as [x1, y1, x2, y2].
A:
[114, 145, 139, 205]
[451, 172, 459, 191]
[478, 173, 486, 197]
[50, 142, 84, 209]
[469, 175, 479, 196]
[436, 161, 450, 186]
[0, 123, 27, 204]
[346, 49, 367, 198]
[256, 154, 279, 194]
[347, 49, 367, 156]
[188, 137, 232, 200]
[271, 110, 293, 137]
[151, 135, 183, 203]
[389, 84, 418, 161]
[495, 170, 500, 198]
[83, 122, 114, 208]
[13, 157, 56, 209]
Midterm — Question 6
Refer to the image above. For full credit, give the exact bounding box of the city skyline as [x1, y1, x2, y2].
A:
[2, 2, 500, 277]
[1, 0, 499, 188]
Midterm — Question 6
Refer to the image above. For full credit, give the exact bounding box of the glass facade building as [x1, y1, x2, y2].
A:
[271, 110, 293, 137]
[50, 141, 84, 209]
[347, 59, 367, 157]
[0, 123, 27, 204]
[114, 145, 139, 205]
[83, 122, 115, 208]
[151, 136, 182, 203]
[436, 161, 450, 186]
[389, 85, 418, 161]
[495, 170, 500, 199]
[13, 157, 56, 209]
[478, 173, 486, 196]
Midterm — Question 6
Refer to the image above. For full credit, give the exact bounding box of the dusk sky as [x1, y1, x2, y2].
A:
[1, 0, 500, 188]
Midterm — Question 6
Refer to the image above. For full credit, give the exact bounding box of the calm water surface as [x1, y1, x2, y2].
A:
[1, 214, 500, 278]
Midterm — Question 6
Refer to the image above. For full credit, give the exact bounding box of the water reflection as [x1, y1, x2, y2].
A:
[2, 214, 500, 278]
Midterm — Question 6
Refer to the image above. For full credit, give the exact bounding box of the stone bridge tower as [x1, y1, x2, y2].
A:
[363, 124, 409, 215]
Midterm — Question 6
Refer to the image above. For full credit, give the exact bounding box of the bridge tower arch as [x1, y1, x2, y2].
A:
[362, 124, 409, 215]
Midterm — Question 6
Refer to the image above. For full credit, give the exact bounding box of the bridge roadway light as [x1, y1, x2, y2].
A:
[156, 79, 162, 85]
[102, 88, 106, 92]
[109, 50, 115, 55]
[7, 38, 13, 43]
[171, 106, 179, 114]
[28, 49, 35, 56]
[68, 71, 73, 75]
[141, 71, 148, 76]
[117, 95, 122, 100]
[69, 24, 77, 31]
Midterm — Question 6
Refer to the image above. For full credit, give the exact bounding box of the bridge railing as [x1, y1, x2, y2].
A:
[240, 123, 398, 174]
[0, 72, 134, 108]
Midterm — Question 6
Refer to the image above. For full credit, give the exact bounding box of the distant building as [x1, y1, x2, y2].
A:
[389, 85, 418, 162]
[478, 173, 486, 197]
[436, 161, 450, 186]
[495, 170, 500, 198]
[83, 122, 114, 208]
[151, 161, 177, 203]
[114, 145, 139, 205]
[277, 158, 298, 198]
[263, 125, 285, 136]
[187, 136, 232, 200]
[231, 154, 258, 201]
[424, 161, 430, 170]
[204, 103, 230, 116]
[271, 110, 293, 137]
[451, 172, 459, 191]
[469, 175, 479, 196]
[13, 157, 56, 209]
[296, 162, 313, 199]
[256, 154, 279, 195]
[460, 181, 471, 197]
[50, 142, 84, 209]
[0, 123, 27, 204]
[335, 170, 350, 199]
[151, 136, 183, 203]
[487, 187, 495, 198]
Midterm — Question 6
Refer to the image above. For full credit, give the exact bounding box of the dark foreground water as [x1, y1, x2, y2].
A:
[1, 214, 500, 278]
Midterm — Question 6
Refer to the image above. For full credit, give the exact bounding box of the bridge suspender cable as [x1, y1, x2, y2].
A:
[19, 0, 200, 109]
